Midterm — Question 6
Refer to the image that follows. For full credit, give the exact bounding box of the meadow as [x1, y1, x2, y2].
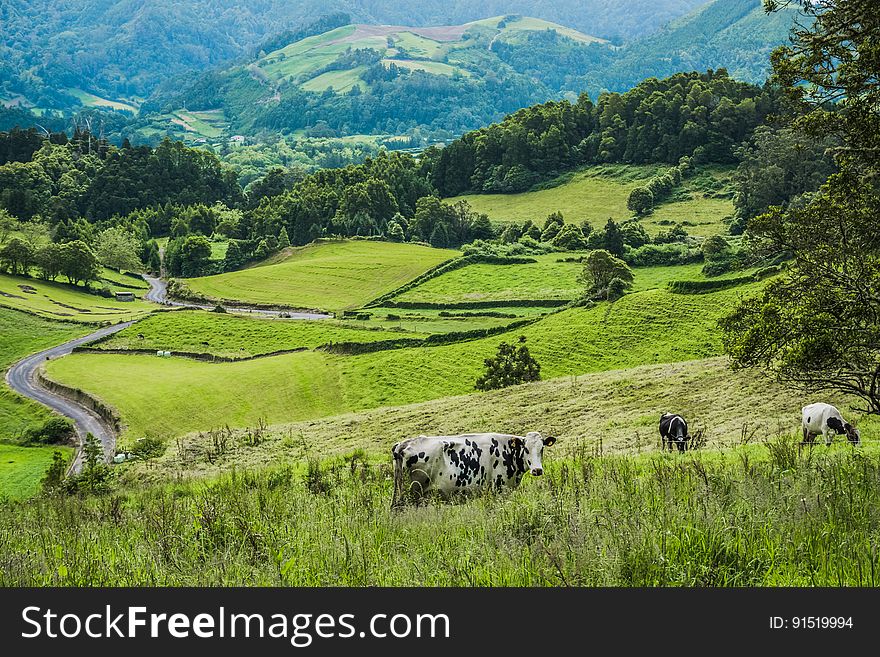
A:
[0, 307, 87, 442]
[43, 282, 765, 443]
[390, 258, 734, 305]
[449, 165, 734, 237]
[95, 310, 425, 358]
[1, 442, 877, 585]
[178, 240, 459, 311]
[0, 444, 72, 500]
[0, 273, 154, 323]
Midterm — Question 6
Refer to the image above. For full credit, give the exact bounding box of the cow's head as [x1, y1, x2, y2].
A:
[845, 423, 861, 445]
[510, 431, 556, 476]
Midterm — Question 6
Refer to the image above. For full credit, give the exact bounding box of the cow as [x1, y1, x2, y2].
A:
[802, 402, 860, 445]
[659, 413, 690, 452]
[391, 431, 556, 507]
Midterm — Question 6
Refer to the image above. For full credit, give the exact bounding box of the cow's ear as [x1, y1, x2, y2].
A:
[543, 436, 556, 447]
[508, 437, 523, 449]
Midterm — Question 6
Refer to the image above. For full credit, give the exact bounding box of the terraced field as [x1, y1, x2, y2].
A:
[95, 310, 423, 358]
[179, 240, 459, 312]
[44, 282, 764, 443]
[0, 273, 153, 323]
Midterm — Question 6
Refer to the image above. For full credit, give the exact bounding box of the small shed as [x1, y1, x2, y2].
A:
[115, 291, 136, 302]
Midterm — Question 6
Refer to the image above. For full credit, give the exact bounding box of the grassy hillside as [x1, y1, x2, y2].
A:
[95, 310, 426, 358]
[126, 355, 875, 483]
[178, 240, 459, 311]
[0, 307, 88, 442]
[0, 444, 72, 500]
[2, 433, 877, 585]
[44, 282, 765, 442]
[448, 165, 734, 236]
[0, 273, 154, 323]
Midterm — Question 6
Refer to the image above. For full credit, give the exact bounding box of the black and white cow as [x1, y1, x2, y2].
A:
[802, 402, 860, 445]
[659, 413, 690, 452]
[391, 431, 556, 506]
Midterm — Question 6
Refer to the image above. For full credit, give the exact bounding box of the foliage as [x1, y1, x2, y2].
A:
[475, 336, 541, 391]
[580, 250, 634, 300]
[95, 228, 143, 273]
[723, 0, 880, 413]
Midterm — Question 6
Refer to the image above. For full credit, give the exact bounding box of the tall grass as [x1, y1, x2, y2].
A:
[1, 444, 878, 586]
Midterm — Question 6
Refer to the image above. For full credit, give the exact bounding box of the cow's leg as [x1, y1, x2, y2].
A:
[824, 429, 833, 446]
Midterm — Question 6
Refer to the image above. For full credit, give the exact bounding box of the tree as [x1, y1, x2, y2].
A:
[0, 236, 34, 275]
[277, 226, 291, 250]
[34, 242, 63, 280]
[223, 239, 245, 271]
[627, 186, 654, 214]
[146, 240, 161, 274]
[254, 239, 270, 261]
[579, 249, 634, 299]
[95, 227, 142, 272]
[723, 0, 880, 413]
[429, 223, 450, 249]
[540, 212, 564, 242]
[171, 235, 212, 278]
[601, 218, 625, 256]
[0, 209, 16, 245]
[41, 451, 67, 493]
[387, 221, 405, 242]
[475, 336, 541, 391]
[58, 240, 99, 285]
[552, 223, 588, 250]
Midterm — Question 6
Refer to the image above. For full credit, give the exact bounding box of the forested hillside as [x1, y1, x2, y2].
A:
[0, 0, 704, 112]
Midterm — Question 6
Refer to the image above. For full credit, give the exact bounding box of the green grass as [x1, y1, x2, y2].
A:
[301, 67, 367, 93]
[99, 267, 149, 290]
[0, 273, 154, 322]
[448, 165, 658, 228]
[0, 444, 71, 500]
[382, 59, 462, 76]
[44, 282, 765, 442]
[179, 240, 459, 312]
[2, 438, 878, 585]
[0, 307, 88, 442]
[96, 310, 424, 358]
[66, 88, 136, 113]
[393, 258, 745, 305]
[449, 165, 733, 237]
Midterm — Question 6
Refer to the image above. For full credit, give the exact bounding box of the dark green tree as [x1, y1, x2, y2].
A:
[475, 336, 541, 391]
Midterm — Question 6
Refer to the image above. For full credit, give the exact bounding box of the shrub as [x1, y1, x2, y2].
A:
[129, 436, 166, 460]
[579, 249, 634, 298]
[627, 186, 654, 214]
[23, 417, 75, 445]
[475, 336, 541, 391]
[552, 223, 588, 251]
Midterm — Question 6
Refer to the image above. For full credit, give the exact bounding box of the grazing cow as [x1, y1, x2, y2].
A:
[802, 402, 860, 445]
[659, 413, 690, 452]
[391, 431, 556, 506]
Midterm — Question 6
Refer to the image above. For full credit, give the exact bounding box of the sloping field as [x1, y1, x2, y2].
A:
[0, 444, 72, 500]
[0, 274, 153, 323]
[95, 310, 424, 358]
[449, 165, 733, 237]
[44, 283, 764, 442]
[178, 240, 459, 312]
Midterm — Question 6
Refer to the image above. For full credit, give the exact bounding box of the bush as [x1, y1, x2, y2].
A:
[627, 186, 654, 214]
[624, 243, 702, 267]
[579, 249, 634, 298]
[552, 223, 588, 251]
[475, 336, 541, 391]
[129, 436, 166, 460]
[23, 417, 75, 445]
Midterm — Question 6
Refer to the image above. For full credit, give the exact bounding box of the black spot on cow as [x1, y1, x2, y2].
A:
[406, 455, 418, 467]
[827, 416, 845, 433]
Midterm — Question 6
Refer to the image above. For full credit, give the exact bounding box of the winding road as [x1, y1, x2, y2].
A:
[7, 274, 330, 474]
[6, 321, 133, 473]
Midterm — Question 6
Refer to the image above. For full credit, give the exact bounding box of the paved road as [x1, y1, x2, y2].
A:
[5, 322, 133, 473]
[6, 275, 331, 476]
[142, 274, 332, 319]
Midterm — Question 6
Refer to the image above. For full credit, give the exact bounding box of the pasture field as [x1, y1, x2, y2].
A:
[0, 273, 154, 323]
[392, 258, 748, 305]
[95, 310, 424, 358]
[0, 444, 71, 500]
[99, 267, 149, 290]
[448, 165, 734, 237]
[43, 283, 765, 442]
[0, 307, 87, 441]
[348, 308, 535, 334]
[301, 67, 367, 93]
[1, 440, 878, 585]
[66, 88, 137, 113]
[178, 240, 459, 312]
